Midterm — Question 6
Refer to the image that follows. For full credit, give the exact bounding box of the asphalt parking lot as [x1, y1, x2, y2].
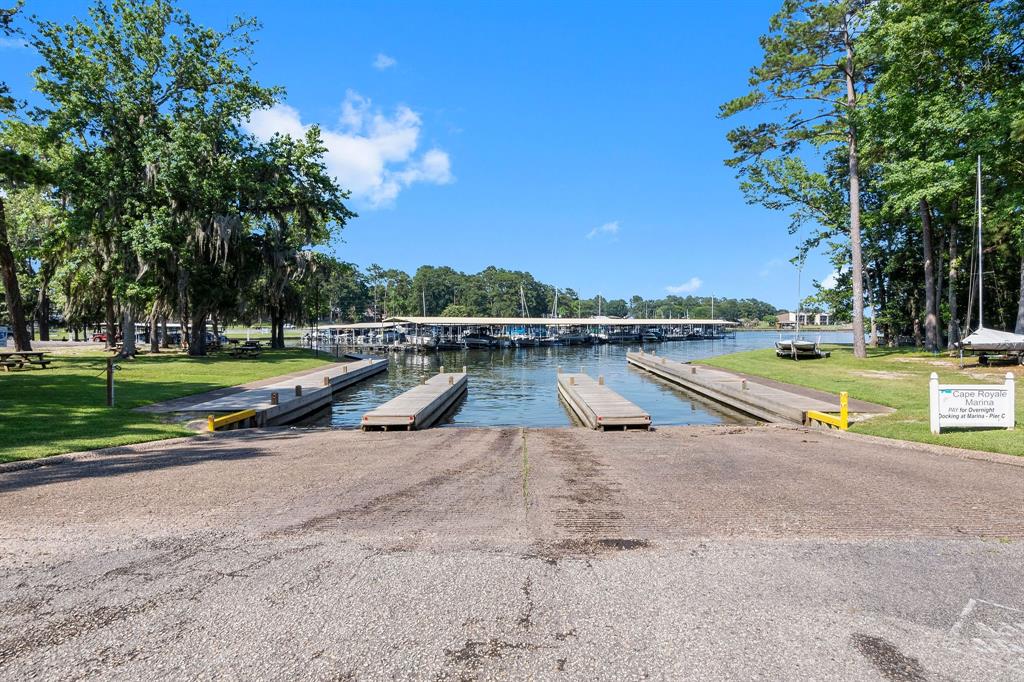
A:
[1, 425, 1022, 679]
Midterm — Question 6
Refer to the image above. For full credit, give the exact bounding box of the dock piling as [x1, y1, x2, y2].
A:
[295, 385, 302, 397]
[323, 376, 330, 386]
[270, 392, 279, 405]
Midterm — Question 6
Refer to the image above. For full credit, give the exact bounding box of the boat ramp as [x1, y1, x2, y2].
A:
[361, 367, 468, 431]
[557, 370, 651, 431]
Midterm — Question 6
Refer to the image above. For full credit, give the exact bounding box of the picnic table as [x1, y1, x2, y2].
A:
[229, 340, 263, 359]
[0, 351, 53, 371]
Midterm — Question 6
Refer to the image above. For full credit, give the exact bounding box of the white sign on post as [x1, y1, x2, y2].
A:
[929, 372, 1016, 434]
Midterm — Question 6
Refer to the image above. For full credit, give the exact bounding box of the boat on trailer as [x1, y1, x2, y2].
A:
[955, 157, 1024, 365]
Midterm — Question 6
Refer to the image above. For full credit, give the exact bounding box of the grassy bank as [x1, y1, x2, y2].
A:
[699, 346, 1024, 456]
[0, 349, 334, 462]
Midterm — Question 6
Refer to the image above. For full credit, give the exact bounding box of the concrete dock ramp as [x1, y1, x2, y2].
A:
[362, 369, 468, 431]
[557, 371, 651, 431]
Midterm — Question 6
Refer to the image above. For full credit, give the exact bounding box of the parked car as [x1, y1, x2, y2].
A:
[91, 332, 107, 343]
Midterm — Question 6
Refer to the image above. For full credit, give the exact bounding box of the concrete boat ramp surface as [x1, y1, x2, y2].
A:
[1, 426, 1022, 680]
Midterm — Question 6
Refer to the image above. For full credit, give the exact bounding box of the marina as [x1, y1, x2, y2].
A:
[311, 331, 857, 429]
[361, 367, 468, 431]
[311, 316, 737, 352]
[556, 371, 651, 430]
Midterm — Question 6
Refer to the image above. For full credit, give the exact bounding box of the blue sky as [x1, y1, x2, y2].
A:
[3, 1, 833, 308]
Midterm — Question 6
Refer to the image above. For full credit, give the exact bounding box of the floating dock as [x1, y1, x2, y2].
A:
[189, 358, 388, 428]
[627, 350, 848, 424]
[361, 367, 468, 431]
[557, 371, 651, 431]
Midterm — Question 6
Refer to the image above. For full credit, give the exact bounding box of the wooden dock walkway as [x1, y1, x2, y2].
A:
[361, 367, 468, 431]
[557, 371, 651, 431]
[627, 350, 868, 424]
[189, 358, 388, 428]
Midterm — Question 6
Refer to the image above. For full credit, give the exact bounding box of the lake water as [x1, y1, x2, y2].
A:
[301, 330, 854, 429]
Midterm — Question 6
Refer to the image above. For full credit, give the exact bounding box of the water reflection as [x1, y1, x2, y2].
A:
[303, 331, 853, 429]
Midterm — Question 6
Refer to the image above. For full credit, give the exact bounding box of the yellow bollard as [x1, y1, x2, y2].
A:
[840, 391, 849, 430]
[207, 415, 215, 432]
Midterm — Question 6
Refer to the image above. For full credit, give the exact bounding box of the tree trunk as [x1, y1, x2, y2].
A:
[188, 311, 206, 356]
[0, 197, 32, 351]
[911, 295, 923, 348]
[947, 216, 960, 346]
[121, 305, 137, 357]
[270, 306, 285, 349]
[844, 22, 866, 359]
[104, 287, 117, 351]
[161, 317, 170, 349]
[149, 301, 160, 353]
[935, 225, 945, 348]
[919, 198, 940, 352]
[35, 264, 52, 342]
[1016, 251, 1024, 335]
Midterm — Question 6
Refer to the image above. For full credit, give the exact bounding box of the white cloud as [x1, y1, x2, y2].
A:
[244, 91, 453, 208]
[373, 53, 397, 70]
[759, 257, 786, 278]
[586, 221, 620, 240]
[0, 37, 28, 49]
[665, 277, 703, 294]
[821, 271, 840, 289]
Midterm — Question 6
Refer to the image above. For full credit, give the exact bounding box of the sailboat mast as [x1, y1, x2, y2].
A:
[977, 155, 984, 329]
[796, 266, 802, 337]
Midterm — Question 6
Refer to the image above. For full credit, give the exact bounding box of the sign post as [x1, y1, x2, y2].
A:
[929, 372, 1015, 434]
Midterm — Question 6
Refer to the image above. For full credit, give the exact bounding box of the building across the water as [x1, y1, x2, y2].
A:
[776, 311, 831, 328]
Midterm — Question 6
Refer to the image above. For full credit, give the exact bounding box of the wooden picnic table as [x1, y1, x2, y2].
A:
[0, 350, 53, 371]
[229, 341, 262, 358]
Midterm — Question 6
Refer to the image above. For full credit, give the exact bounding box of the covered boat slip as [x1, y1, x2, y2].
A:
[361, 368, 468, 431]
[556, 371, 651, 431]
[315, 316, 737, 349]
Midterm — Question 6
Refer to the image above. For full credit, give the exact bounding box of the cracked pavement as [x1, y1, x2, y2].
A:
[1, 425, 1022, 679]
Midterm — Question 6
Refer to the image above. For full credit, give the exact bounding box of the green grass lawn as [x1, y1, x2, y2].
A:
[699, 346, 1024, 456]
[0, 349, 334, 462]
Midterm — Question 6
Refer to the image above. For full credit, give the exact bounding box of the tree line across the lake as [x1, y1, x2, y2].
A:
[722, 0, 1024, 354]
[307, 262, 782, 324]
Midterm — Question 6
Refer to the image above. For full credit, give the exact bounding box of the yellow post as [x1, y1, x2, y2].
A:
[840, 391, 848, 430]
[207, 415, 215, 432]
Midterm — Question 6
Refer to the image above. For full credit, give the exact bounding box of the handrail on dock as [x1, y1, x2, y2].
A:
[805, 392, 848, 431]
[208, 409, 258, 432]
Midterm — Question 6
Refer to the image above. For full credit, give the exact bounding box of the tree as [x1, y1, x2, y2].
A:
[721, 0, 870, 357]
[0, 2, 34, 350]
[33, 0, 273, 355]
